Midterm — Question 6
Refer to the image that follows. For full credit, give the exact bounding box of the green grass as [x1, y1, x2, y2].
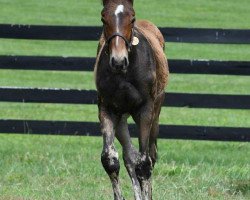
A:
[0, 134, 249, 200]
[1, 39, 250, 61]
[0, 0, 250, 199]
[1, 70, 250, 95]
[0, 0, 250, 28]
[1, 103, 250, 128]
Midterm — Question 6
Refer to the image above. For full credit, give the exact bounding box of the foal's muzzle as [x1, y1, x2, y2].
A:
[106, 32, 133, 73]
[110, 56, 129, 73]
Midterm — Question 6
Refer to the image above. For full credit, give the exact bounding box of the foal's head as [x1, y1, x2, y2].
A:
[101, 0, 135, 73]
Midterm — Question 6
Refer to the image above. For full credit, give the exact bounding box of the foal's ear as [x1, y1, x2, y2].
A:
[127, 0, 134, 5]
[102, 0, 108, 6]
[102, 0, 134, 6]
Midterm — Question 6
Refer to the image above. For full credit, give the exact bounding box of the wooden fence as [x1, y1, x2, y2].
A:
[0, 24, 249, 141]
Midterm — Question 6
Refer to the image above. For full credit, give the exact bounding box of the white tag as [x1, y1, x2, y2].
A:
[132, 36, 139, 46]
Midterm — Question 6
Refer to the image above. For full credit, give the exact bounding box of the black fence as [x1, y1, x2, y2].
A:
[1, 24, 250, 44]
[0, 24, 250, 141]
[1, 56, 250, 76]
[1, 120, 249, 142]
[1, 87, 250, 109]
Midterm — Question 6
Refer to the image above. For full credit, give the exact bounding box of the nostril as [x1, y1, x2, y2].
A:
[111, 57, 115, 67]
[124, 57, 129, 67]
[110, 56, 128, 72]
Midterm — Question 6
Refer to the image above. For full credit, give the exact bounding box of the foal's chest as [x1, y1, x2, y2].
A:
[97, 73, 143, 113]
[96, 32, 156, 113]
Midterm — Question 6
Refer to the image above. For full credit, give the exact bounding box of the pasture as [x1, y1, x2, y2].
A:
[0, 0, 250, 199]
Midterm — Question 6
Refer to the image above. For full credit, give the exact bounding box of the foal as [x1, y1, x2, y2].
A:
[94, 0, 169, 199]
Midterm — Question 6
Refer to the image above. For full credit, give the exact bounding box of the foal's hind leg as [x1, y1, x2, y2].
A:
[143, 93, 164, 199]
[116, 114, 142, 200]
[99, 107, 124, 200]
[150, 92, 165, 167]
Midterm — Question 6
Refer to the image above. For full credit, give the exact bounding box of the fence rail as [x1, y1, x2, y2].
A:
[1, 24, 250, 141]
[1, 56, 250, 75]
[1, 120, 249, 141]
[1, 24, 250, 44]
[1, 87, 250, 109]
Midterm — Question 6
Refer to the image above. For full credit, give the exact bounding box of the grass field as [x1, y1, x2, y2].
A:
[0, 0, 250, 28]
[0, 135, 250, 200]
[0, 0, 250, 199]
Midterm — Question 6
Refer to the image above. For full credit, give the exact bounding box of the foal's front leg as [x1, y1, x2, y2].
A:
[116, 115, 142, 200]
[99, 107, 124, 200]
[133, 101, 155, 200]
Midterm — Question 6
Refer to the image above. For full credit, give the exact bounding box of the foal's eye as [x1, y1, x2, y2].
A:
[101, 18, 106, 24]
[131, 17, 136, 24]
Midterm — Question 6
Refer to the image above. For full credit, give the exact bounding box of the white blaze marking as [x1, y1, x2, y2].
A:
[114, 5, 124, 46]
[115, 5, 124, 16]
[115, 34, 119, 46]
